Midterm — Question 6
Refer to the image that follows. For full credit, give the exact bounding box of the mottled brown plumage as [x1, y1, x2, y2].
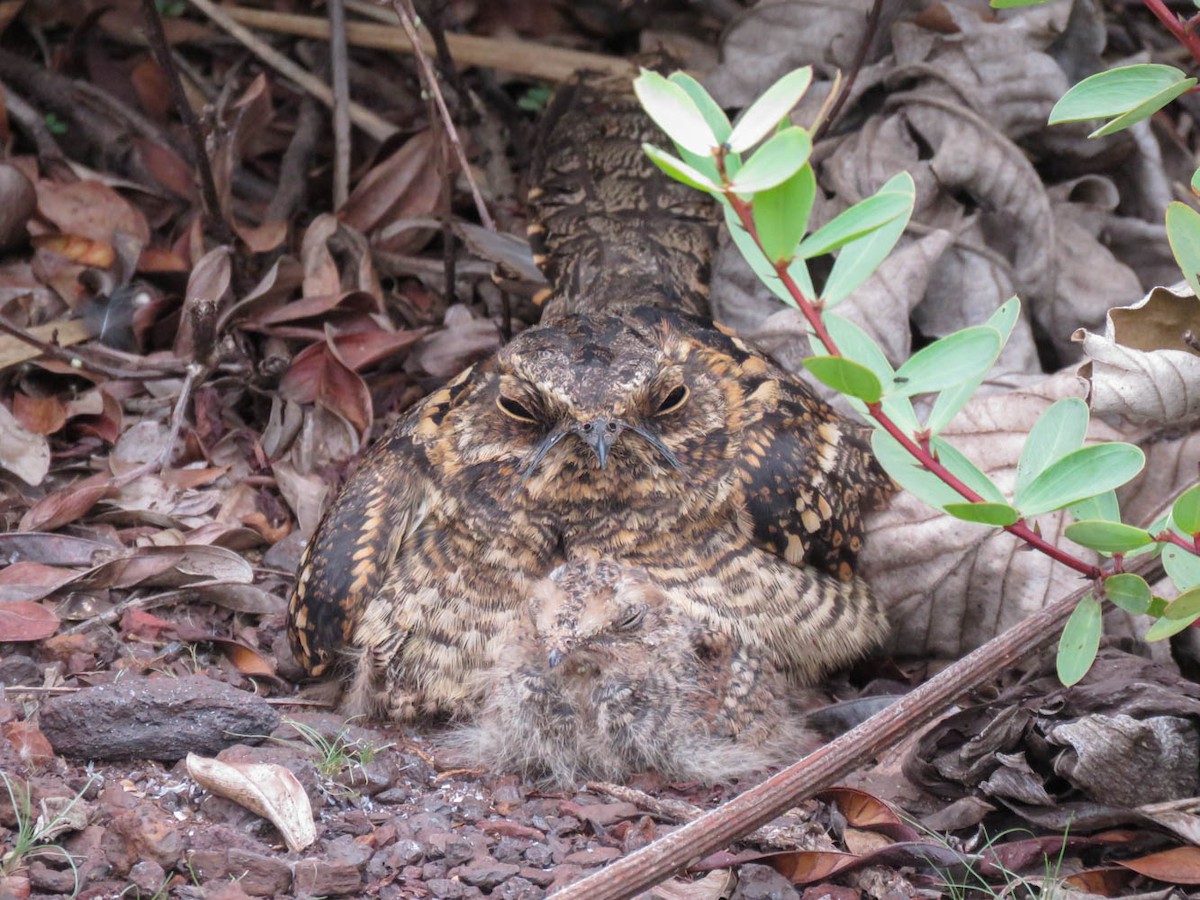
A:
[447, 561, 818, 785]
[287, 68, 892, 723]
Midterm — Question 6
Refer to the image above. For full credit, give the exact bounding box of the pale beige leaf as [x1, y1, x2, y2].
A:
[637, 869, 736, 900]
[185, 753, 315, 852]
[0, 402, 49, 486]
[1077, 284, 1200, 428]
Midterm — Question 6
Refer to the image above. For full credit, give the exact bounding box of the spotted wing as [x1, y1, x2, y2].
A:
[286, 367, 478, 676]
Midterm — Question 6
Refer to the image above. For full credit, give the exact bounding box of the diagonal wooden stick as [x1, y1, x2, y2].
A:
[552, 556, 1160, 900]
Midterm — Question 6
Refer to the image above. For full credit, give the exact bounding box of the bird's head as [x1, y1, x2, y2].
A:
[455, 310, 757, 502]
[529, 561, 667, 669]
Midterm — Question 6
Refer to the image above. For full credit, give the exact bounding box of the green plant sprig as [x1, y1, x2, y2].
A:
[712, 149, 1104, 581]
[633, 64, 1200, 684]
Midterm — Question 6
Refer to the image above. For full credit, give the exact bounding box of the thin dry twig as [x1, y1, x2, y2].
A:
[0, 316, 184, 380]
[140, 0, 238, 248]
[111, 363, 202, 487]
[328, 0, 352, 208]
[224, 5, 635, 83]
[390, 0, 495, 232]
[183, 0, 396, 142]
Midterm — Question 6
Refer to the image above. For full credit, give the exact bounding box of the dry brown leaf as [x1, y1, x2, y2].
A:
[0, 401, 50, 485]
[19, 474, 113, 532]
[12, 391, 67, 435]
[185, 753, 316, 852]
[278, 338, 373, 439]
[636, 869, 735, 900]
[0, 561, 80, 603]
[1116, 846, 1200, 884]
[35, 179, 151, 245]
[339, 130, 444, 251]
[1077, 283, 1200, 428]
[0, 599, 60, 641]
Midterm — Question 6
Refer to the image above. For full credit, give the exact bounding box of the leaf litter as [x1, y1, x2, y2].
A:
[0, 1, 1198, 897]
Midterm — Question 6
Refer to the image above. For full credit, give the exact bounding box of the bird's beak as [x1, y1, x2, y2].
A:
[547, 646, 566, 668]
[573, 418, 623, 469]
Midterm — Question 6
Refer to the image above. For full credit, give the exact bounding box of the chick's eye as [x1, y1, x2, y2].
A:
[497, 395, 538, 423]
[617, 608, 645, 630]
[656, 385, 689, 416]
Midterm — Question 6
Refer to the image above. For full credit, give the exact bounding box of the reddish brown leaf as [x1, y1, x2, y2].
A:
[818, 787, 918, 841]
[136, 245, 190, 273]
[339, 130, 444, 243]
[71, 388, 123, 443]
[1117, 846, 1200, 883]
[248, 290, 379, 328]
[0, 600, 60, 641]
[3, 721, 56, 767]
[133, 136, 196, 202]
[31, 233, 115, 267]
[1062, 867, 1136, 895]
[121, 607, 176, 640]
[130, 56, 170, 122]
[12, 391, 67, 435]
[0, 561, 80, 603]
[222, 641, 279, 680]
[18, 474, 113, 531]
[36, 179, 150, 244]
[278, 340, 373, 437]
[332, 327, 426, 371]
[233, 218, 287, 254]
[766, 850, 860, 885]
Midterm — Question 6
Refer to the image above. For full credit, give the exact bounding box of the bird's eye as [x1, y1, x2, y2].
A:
[656, 385, 689, 416]
[497, 395, 538, 423]
[617, 608, 645, 630]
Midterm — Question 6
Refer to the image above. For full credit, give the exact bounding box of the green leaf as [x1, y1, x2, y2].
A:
[1166, 201, 1200, 300]
[1104, 573, 1151, 615]
[1015, 398, 1090, 496]
[633, 70, 718, 157]
[1048, 64, 1196, 139]
[892, 327, 1002, 397]
[797, 183, 912, 259]
[1164, 545, 1200, 591]
[753, 163, 816, 263]
[726, 67, 814, 152]
[943, 502, 1020, 526]
[932, 436, 1006, 503]
[667, 72, 731, 143]
[802, 357, 882, 403]
[871, 430, 965, 509]
[1164, 585, 1200, 621]
[1014, 443, 1146, 518]
[1068, 490, 1120, 524]
[642, 144, 720, 193]
[1145, 608, 1200, 641]
[821, 173, 916, 305]
[812, 315, 919, 433]
[926, 297, 1020, 434]
[729, 127, 813, 194]
[1064, 520, 1154, 554]
[1057, 594, 1102, 686]
[1173, 485, 1200, 535]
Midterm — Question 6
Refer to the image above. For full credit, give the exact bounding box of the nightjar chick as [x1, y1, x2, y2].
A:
[446, 560, 820, 785]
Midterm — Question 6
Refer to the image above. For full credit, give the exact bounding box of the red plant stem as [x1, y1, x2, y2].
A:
[1157, 529, 1200, 555]
[725, 191, 1103, 580]
[1144, 0, 1200, 66]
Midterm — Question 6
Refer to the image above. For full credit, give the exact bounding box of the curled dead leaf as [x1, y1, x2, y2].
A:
[185, 752, 316, 852]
